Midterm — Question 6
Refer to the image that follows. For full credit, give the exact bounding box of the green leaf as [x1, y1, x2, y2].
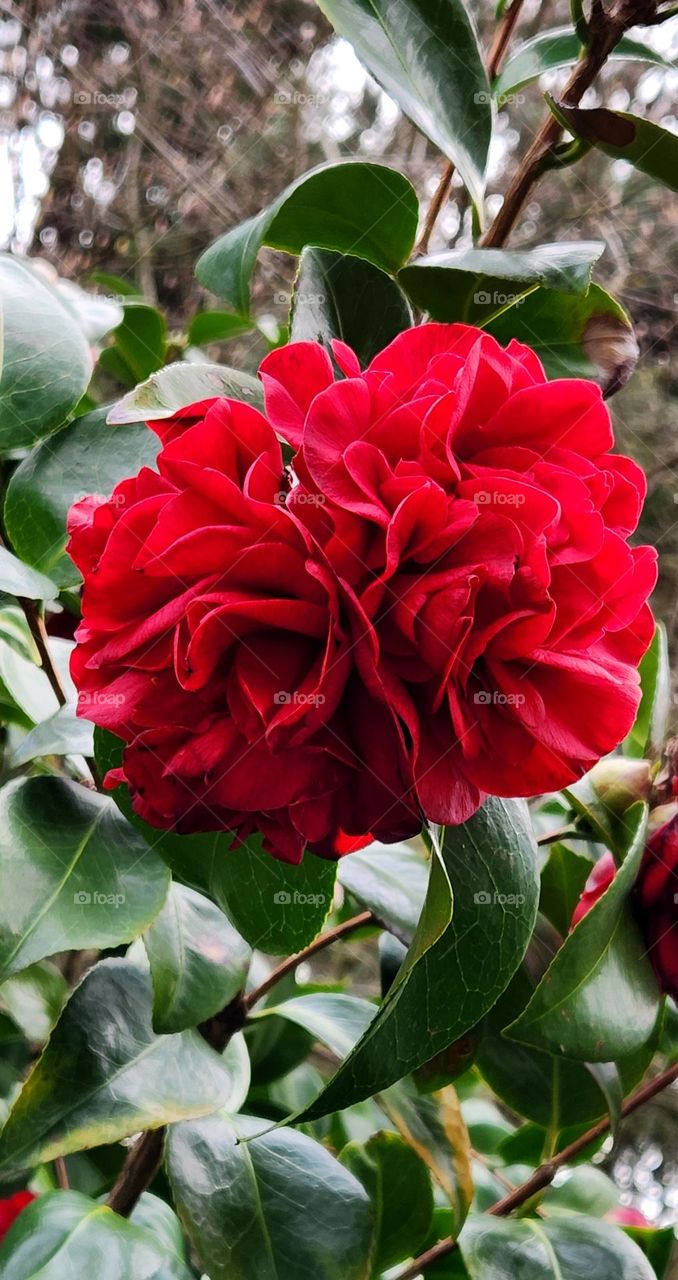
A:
[94, 726, 338, 955]
[52, 278, 124, 344]
[623, 1226, 675, 1279]
[338, 839, 430, 946]
[107, 360, 264, 423]
[340, 1130, 434, 1271]
[0, 959, 235, 1172]
[0, 777, 170, 981]
[10, 705, 94, 767]
[623, 622, 670, 760]
[549, 98, 678, 193]
[291, 247, 413, 366]
[253, 993, 377, 1060]
[288, 799, 539, 1121]
[166, 1112, 374, 1280]
[129, 1191, 191, 1274]
[495, 29, 671, 100]
[539, 842, 593, 937]
[542, 1166, 619, 1217]
[0, 1190, 194, 1279]
[195, 162, 419, 314]
[143, 882, 251, 1034]
[380, 1080, 473, 1233]
[0, 548, 57, 602]
[0, 255, 92, 451]
[98, 302, 167, 385]
[459, 1213, 656, 1279]
[486, 282, 638, 388]
[4, 405, 159, 588]
[400, 241, 604, 324]
[507, 806, 662, 1060]
[314, 1, 491, 208]
[0, 961, 67, 1044]
[187, 311, 254, 345]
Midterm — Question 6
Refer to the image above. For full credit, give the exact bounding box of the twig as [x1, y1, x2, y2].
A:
[244, 910, 375, 1012]
[393, 1061, 678, 1279]
[414, 0, 526, 256]
[54, 1156, 69, 1190]
[18, 598, 68, 708]
[536, 826, 591, 846]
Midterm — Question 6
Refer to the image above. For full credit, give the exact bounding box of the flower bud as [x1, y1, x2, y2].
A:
[588, 757, 652, 815]
[0, 1191, 35, 1241]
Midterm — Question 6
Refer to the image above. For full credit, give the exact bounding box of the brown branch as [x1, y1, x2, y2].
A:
[480, 0, 660, 248]
[394, 1060, 678, 1279]
[244, 910, 375, 1012]
[54, 1156, 69, 1190]
[414, 0, 526, 256]
[18, 598, 68, 708]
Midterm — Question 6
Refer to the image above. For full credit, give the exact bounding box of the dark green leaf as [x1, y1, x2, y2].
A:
[338, 838, 430, 946]
[459, 1213, 656, 1279]
[486, 283, 637, 389]
[107, 361, 264, 423]
[314, 1, 491, 207]
[10, 705, 94, 767]
[539, 842, 593, 937]
[0, 962, 67, 1044]
[400, 241, 604, 323]
[507, 806, 661, 1060]
[623, 1226, 675, 1279]
[495, 29, 670, 100]
[254, 993, 376, 1060]
[0, 255, 92, 450]
[0, 777, 169, 981]
[541, 1166, 619, 1217]
[0, 549, 56, 602]
[99, 302, 167, 385]
[623, 623, 670, 760]
[0, 1190, 193, 1279]
[291, 247, 413, 365]
[166, 1112, 373, 1280]
[549, 98, 678, 193]
[288, 799, 539, 1121]
[340, 1130, 434, 1271]
[0, 959, 235, 1172]
[187, 311, 254, 345]
[4, 405, 159, 588]
[143, 882, 251, 1034]
[196, 162, 418, 313]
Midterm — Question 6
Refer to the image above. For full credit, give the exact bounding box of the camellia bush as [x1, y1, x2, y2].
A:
[0, 0, 677, 1277]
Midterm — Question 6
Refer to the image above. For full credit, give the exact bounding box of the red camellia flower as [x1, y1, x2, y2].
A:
[261, 324, 656, 826]
[0, 1191, 35, 1241]
[68, 398, 417, 863]
[70, 323, 656, 863]
[571, 817, 678, 1000]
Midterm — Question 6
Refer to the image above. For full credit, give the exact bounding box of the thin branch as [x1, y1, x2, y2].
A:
[487, 0, 526, 81]
[18, 598, 67, 708]
[394, 1060, 678, 1279]
[54, 1156, 69, 1190]
[244, 910, 375, 1012]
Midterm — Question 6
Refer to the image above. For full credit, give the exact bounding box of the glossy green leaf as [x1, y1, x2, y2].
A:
[0, 1190, 193, 1279]
[623, 1226, 675, 1279]
[187, 311, 254, 345]
[539, 842, 593, 937]
[166, 1112, 373, 1280]
[623, 623, 670, 760]
[0, 548, 57, 602]
[254, 993, 377, 1060]
[291, 247, 412, 366]
[129, 1191, 192, 1276]
[0, 961, 67, 1044]
[4, 405, 159, 588]
[314, 0, 491, 208]
[10, 705, 94, 767]
[0, 255, 92, 450]
[53, 277, 124, 343]
[495, 29, 671, 99]
[507, 806, 661, 1060]
[107, 360, 264, 423]
[381, 1080, 473, 1232]
[143, 882, 251, 1034]
[196, 162, 418, 314]
[400, 241, 604, 324]
[340, 1130, 434, 1271]
[289, 799, 539, 1121]
[94, 726, 338, 954]
[486, 283, 637, 388]
[549, 99, 678, 193]
[459, 1213, 656, 1279]
[338, 839, 430, 946]
[0, 776, 170, 981]
[0, 959, 235, 1172]
[98, 302, 167, 385]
